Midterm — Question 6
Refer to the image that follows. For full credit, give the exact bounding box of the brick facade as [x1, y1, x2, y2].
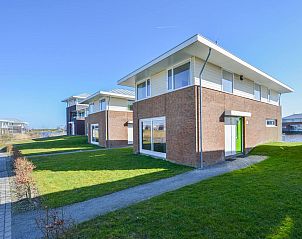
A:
[66, 104, 87, 136]
[133, 85, 281, 167]
[86, 110, 133, 148]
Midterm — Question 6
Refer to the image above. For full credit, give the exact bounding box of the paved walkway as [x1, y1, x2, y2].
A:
[27, 146, 131, 158]
[12, 155, 266, 239]
[0, 153, 12, 239]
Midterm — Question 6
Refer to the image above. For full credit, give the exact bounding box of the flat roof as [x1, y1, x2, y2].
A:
[118, 34, 293, 94]
[80, 89, 135, 104]
[61, 93, 90, 102]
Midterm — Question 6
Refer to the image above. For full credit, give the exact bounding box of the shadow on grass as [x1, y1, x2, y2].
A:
[32, 168, 188, 208]
[14, 135, 99, 156]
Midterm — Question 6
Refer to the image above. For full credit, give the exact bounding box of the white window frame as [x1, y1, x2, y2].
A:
[139, 116, 166, 158]
[136, 79, 151, 101]
[221, 69, 234, 94]
[167, 59, 191, 92]
[90, 123, 99, 145]
[99, 99, 107, 111]
[254, 83, 261, 101]
[266, 119, 277, 127]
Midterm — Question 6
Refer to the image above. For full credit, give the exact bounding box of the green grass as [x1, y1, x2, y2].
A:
[13, 135, 99, 156]
[32, 147, 191, 208]
[63, 142, 302, 239]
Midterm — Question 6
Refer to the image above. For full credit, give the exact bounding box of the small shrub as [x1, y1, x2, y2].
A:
[6, 144, 13, 154]
[12, 148, 23, 160]
[35, 207, 75, 239]
[14, 157, 36, 201]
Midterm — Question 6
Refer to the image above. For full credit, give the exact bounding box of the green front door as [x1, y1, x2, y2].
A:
[236, 117, 243, 154]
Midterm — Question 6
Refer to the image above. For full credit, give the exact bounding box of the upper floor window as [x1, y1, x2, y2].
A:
[128, 100, 134, 111]
[254, 83, 261, 101]
[137, 79, 151, 100]
[222, 70, 233, 93]
[89, 103, 94, 114]
[168, 62, 190, 90]
[99, 99, 107, 111]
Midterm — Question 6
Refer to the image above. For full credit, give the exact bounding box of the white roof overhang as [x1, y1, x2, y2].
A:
[118, 34, 293, 94]
[80, 91, 135, 104]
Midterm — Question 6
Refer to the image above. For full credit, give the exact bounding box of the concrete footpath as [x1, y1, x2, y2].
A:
[0, 153, 12, 239]
[12, 155, 266, 239]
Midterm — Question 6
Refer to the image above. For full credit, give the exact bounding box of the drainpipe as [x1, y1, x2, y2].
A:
[106, 96, 111, 148]
[198, 48, 212, 169]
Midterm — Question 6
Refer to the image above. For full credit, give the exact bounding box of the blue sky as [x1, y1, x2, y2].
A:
[0, 0, 301, 128]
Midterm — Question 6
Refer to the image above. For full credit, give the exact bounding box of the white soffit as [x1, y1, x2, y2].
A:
[225, 110, 252, 117]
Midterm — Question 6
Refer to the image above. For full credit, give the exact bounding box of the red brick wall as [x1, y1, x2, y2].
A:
[107, 111, 133, 147]
[133, 86, 200, 167]
[202, 87, 281, 166]
[86, 110, 133, 148]
[133, 85, 281, 168]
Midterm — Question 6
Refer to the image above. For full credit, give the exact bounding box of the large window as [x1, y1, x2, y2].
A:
[168, 62, 190, 90]
[254, 83, 261, 101]
[222, 70, 233, 93]
[140, 117, 166, 157]
[91, 124, 99, 144]
[99, 99, 107, 111]
[137, 79, 151, 100]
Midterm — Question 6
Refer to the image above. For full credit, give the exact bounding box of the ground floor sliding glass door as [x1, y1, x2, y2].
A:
[139, 117, 166, 158]
[90, 123, 99, 145]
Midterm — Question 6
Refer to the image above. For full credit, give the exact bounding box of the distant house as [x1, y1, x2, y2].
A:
[0, 118, 28, 135]
[283, 114, 302, 133]
[62, 93, 90, 136]
[118, 34, 293, 167]
[81, 89, 135, 147]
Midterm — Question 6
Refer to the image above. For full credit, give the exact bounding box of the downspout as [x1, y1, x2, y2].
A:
[106, 96, 111, 148]
[198, 48, 212, 169]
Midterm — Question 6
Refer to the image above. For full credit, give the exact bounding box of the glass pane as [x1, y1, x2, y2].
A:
[222, 78, 233, 93]
[142, 121, 151, 150]
[173, 62, 190, 89]
[222, 70, 233, 81]
[92, 126, 99, 142]
[254, 84, 261, 100]
[168, 69, 172, 90]
[153, 119, 166, 153]
[222, 70, 233, 93]
[147, 80, 151, 97]
[137, 82, 146, 100]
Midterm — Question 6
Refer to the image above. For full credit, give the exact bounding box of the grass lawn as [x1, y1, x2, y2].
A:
[13, 135, 99, 156]
[32, 147, 191, 208]
[63, 142, 302, 239]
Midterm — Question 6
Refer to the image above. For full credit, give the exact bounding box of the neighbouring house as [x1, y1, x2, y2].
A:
[0, 118, 28, 135]
[282, 113, 302, 134]
[81, 89, 135, 147]
[62, 93, 90, 136]
[117, 34, 293, 168]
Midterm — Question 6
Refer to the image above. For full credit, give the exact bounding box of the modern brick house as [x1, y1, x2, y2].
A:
[62, 93, 90, 136]
[118, 34, 293, 168]
[81, 89, 135, 147]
